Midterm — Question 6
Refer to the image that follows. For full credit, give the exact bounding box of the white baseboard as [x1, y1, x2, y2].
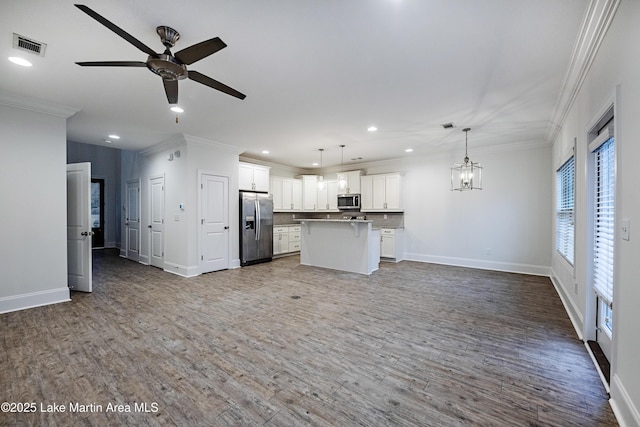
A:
[404, 253, 551, 276]
[549, 274, 584, 340]
[164, 262, 200, 278]
[610, 373, 640, 427]
[0, 287, 70, 314]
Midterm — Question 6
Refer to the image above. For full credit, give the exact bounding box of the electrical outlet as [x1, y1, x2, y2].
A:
[621, 219, 630, 241]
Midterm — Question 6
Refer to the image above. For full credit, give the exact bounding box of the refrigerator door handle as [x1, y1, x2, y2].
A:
[255, 199, 260, 240]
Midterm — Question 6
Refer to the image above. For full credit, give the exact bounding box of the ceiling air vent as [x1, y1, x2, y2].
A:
[13, 33, 47, 57]
[441, 122, 455, 129]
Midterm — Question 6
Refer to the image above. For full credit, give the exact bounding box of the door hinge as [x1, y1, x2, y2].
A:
[201, 255, 203, 260]
[201, 219, 205, 224]
[201, 183, 204, 189]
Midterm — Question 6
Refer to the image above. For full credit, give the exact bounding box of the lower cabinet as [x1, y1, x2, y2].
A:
[274, 225, 301, 255]
[380, 228, 404, 261]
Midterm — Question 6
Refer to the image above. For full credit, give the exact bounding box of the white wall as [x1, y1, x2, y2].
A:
[551, 0, 640, 424]
[0, 101, 73, 313]
[360, 142, 552, 275]
[120, 135, 241, 276]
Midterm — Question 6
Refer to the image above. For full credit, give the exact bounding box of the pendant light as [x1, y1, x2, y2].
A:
[451, 128, 483, 191]
[337, 144, 347, 191]
[317, 148, 326, 190]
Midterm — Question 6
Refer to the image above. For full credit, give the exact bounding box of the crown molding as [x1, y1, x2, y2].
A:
[546, 0, 621, 144]
[0, 90, 79, 118]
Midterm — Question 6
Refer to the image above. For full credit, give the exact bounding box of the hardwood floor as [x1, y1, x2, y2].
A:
[1, 251, 617, 426]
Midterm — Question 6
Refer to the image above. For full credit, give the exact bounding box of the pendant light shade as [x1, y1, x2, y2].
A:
[337, 144, 347, 191]
[317, 148, 325, 190]
[451, 128, 482, 191]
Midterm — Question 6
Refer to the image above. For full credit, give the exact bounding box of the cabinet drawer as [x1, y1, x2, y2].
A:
[274, 226, 288, 233]
[288, 232, 301, 241]
[288, 241, 301, 252]
[381, 228, 395, 236]
[289, 226, 301, 232]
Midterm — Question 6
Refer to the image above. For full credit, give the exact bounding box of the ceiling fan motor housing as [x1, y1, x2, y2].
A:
[146, 54, 188, 80]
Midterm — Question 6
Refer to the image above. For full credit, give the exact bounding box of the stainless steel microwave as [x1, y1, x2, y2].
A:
[337, 194, 360, 210]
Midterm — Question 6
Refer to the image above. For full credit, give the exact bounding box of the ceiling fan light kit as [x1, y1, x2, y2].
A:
[74, 4, 246, 105]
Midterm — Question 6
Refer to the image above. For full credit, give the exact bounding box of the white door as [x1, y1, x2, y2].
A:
[126, 179, 140, 261]
[67, 162, 92, 292]
[200, 174, 229, 273]
[150, 176, 165, 269]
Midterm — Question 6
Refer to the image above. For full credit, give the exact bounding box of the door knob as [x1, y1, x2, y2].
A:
[224, 226, 229, 229]
[148, 225, 152, 229]
[81, 231, 89, 236]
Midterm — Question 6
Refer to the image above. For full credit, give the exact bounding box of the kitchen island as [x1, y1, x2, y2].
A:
[295, 219, 380, 275]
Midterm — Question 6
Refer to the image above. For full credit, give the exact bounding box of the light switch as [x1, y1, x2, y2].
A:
[621, 219, 630, 241]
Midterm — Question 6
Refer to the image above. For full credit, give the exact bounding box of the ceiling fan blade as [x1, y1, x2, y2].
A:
[174, 37, 227, 65]
[188, 70, 246, 100]
[75, 4, 157, 57]
[163, 79, 178, 104]
[76, 61, 147, 67]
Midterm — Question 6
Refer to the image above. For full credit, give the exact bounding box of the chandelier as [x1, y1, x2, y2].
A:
[451, 127, 482, 191]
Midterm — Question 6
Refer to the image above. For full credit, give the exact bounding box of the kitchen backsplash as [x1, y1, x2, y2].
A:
[273, 212, 404, 228]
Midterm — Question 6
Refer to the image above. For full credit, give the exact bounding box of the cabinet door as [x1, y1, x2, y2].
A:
[239, 163, 255, 190]
[360, 175, 373, 211]
[282, 179, 293, 210]
[302, 176, 318, 210]
[381, 235, 395, 258]
[384, 174, 402, 210]
[326, 180, 338, 210]
[252, 166, 270, 192]
[271, 177, 284, 210]
[372, 175, 387, 210]
[346, 171, 361, 194]
[291, 179, 303, 210]
[317, 182, 328, 210]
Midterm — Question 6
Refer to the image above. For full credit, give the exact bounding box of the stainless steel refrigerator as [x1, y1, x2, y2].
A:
[240, 191, 273, 266]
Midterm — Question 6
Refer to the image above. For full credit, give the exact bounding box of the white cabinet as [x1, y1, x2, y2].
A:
[273, 226, 290, 255]
[361, 173, 403, 212]
[274, 225, 301, 255]
[302, 175, 318, 210]
[380, 228, 404, 261]
[239, 162, 270, 192]
[271, 177, 302, 211]
[337, 170, 361, 194]
[317, 180, 338, 211]
[288, 226, 301, 252]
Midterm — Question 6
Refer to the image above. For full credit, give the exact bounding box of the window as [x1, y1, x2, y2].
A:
[592, 131, 615, 331]
[556, 156, 575, 264]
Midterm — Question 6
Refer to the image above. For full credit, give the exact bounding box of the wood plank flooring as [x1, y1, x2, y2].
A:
[1, 251, 617, 426]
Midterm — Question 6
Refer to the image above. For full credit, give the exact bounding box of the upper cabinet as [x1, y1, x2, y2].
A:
[271, 176, 302, 211]
[239, 162, 270, 192]
[337, 170, 361, 194]
[360, 173, 403, 212]
[302, 175, 319, 211]
[317, 180, 338, 211]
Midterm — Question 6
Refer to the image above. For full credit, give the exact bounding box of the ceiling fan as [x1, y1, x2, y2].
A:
[74, 4, 246, 104]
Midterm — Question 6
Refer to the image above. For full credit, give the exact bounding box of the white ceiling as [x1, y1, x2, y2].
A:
[1, 0, 587, 169]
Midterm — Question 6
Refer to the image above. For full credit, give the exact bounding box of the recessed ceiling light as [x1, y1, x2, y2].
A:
[170, 106, 184, 113]
[104, 139, 112, 144]
[8, 56, 32, 67]
[262, 150, 270, 154]
[367, 126, 378, 132]
[108, 134, 120, 139]
[312, 162, 319, 166]
[405, 148, 413, 153]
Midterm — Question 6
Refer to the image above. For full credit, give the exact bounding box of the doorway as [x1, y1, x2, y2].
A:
[91, 178, 105, 248]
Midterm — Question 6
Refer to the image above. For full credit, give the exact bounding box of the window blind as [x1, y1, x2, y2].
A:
[593, 136, 614, 306]
[556, 156, 575, 264]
